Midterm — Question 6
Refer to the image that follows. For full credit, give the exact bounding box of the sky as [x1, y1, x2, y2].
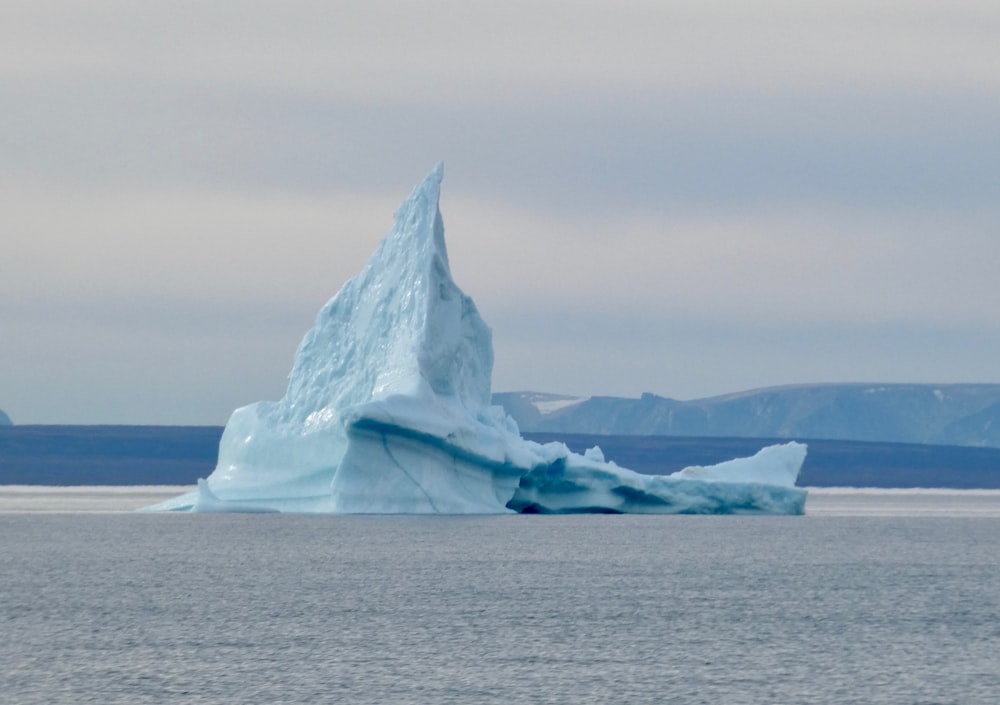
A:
[3, 1, 1000, 425]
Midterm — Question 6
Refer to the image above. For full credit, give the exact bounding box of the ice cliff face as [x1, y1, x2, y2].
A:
[148, 165, 807, 514]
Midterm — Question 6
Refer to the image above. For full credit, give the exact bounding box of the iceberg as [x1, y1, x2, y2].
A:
[147, 164, 807, 514]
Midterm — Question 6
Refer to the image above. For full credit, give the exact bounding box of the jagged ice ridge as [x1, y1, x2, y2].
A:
[147, 165, 807, 514]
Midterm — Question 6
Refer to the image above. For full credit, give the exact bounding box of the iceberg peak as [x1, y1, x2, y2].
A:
[390, 160, 448, 266]
[183, 164, 502, 510]
[287, 161, 489, 418]
[147, 165, 807, 515]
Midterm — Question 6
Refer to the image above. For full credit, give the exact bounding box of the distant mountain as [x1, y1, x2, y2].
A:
[493, 384, 1000, 448]
[0, 408, 11, 426]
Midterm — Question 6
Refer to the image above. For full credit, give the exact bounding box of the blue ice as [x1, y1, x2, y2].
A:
[147, 165, 806, 515]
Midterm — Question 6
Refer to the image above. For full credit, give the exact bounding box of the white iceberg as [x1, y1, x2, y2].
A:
[147, 164, 806, 514]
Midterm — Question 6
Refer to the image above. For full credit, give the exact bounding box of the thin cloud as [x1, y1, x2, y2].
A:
[2, 1, 998, 423]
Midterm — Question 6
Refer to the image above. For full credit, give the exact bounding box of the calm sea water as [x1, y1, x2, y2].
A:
[1, 489, 998, 704]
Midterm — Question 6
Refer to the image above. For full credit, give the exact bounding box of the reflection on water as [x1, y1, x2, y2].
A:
[2, 485, 999, 516]
[0, 486, 193, 513]
[805, 488, 1000, 517]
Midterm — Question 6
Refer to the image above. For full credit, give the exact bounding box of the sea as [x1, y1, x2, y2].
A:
[1, 488, 998, 705]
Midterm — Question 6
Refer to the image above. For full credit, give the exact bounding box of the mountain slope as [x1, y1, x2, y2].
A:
[494, 384, 1000, 448]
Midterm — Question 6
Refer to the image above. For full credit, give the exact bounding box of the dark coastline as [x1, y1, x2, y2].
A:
[2, 425, 999, 488]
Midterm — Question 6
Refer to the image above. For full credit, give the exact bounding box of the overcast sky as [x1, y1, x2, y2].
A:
[3, 1, 999, 424]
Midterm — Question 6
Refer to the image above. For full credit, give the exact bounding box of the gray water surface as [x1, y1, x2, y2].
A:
[2, 495, 998, 704]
